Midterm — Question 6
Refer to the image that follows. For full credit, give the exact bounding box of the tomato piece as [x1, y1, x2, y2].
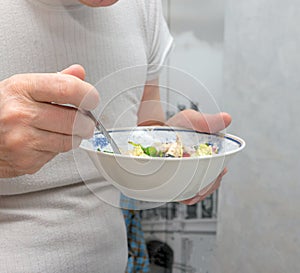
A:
[183, 152, 191, 157]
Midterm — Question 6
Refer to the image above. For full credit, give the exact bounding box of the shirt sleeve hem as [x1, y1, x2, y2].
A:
[146, 36, 175, 81]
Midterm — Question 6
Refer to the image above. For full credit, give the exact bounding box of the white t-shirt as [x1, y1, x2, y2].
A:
[0, 0, 173, 272]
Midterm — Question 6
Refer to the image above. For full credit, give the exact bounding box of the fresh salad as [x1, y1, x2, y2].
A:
[125, 135, 219, 158]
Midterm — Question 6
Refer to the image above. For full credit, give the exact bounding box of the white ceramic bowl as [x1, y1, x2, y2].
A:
[80, 126, 245, 202]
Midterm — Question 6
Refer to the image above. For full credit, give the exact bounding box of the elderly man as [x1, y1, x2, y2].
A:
[0, 0, 230, 272]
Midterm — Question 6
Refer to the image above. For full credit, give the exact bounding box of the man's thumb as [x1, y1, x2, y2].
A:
[60, 64, 86, 80]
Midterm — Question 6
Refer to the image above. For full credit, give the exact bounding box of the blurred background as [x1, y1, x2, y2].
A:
[141, 0, 300, 272]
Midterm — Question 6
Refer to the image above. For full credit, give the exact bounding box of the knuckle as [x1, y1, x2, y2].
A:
[6, 74, 20, 92]
[27, 107, 39, 126]
[5, 131, 28, 153]
[0, 101, 33, 129]
[57, 75, 72, 98]
[7, 74, 32, 95]
[4, 132, 38, 172]
[3, 104, 29, 124]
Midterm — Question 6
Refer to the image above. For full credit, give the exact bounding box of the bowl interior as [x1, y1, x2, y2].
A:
[80, 126, 244, 158]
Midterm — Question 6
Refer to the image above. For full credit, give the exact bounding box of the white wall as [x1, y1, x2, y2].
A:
[161, 0, 225, 116]
[216, 0, 300, 272]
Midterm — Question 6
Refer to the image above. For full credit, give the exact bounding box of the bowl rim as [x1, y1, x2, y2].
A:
[81, 126, 246, 161]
